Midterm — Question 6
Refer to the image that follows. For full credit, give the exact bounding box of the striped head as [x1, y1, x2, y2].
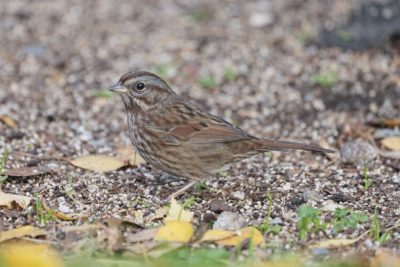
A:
[109, 71, 177, 112]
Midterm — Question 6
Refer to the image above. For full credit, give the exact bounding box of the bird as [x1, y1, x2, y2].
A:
[109, 71, 334, 199]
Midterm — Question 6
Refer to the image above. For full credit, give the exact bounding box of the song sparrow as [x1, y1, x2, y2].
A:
[110, 71, 334, 198]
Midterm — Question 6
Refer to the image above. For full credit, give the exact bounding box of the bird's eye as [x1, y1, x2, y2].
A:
[136, 82, 145, 91]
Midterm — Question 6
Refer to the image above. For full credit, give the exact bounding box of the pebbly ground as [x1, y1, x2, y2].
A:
[0, 0, 399, 256]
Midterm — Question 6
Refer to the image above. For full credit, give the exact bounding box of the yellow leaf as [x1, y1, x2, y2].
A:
[165, 199, 193, 222]
[0, 190, 32, 209]
[0, 226, 46, 243]
[381, 137, 400, 151]
[0, 115, 17, 128]
[371, 248, 400, 267]
[201, 227, 264, 246]
[200, 229, 236, 242]
[1, 242, 62, 267]
[310, 238, 357, 248]
[155, 221, 194, 243]
[70, 155, 127, 172]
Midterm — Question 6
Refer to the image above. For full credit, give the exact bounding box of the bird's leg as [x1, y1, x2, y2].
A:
[167, 181, 197, 200]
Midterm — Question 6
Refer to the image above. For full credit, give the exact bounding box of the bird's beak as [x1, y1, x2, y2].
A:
[109, 82, 129, 93]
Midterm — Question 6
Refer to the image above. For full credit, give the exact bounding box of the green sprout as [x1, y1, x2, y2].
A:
[257, 193, 281, 235]
[297, 205, 327, 240]
[0, 149, 9, 185]
[332, 208, 368, 232]
[198, 75, 216, 90]
[363, 167, 372, 190]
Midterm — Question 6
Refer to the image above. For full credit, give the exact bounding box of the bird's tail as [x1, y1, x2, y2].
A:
[256, 139, 335, 154]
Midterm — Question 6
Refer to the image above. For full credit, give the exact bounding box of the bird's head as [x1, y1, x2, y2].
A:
[109, 71, 176, 112]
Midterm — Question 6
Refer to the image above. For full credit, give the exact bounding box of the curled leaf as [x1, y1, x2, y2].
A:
[0, 115, 17, 128]
[201, 227, 264, 247]
[0, 190, 32, 209]
[4, 166, 52, 178]
[0, 226, 46, 243]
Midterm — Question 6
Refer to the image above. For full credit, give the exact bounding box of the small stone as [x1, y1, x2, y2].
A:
[270, 217, 283, 225]
[312, 247, 330, 257]
[331, 193, 353, 203]
[232, 191, 245, 200]
[87, 184, 99, 193]
[302, 190, 323, 202]
[203, 212, 217, 223]
[392, 175, 400, 184]
[213, 211, 246, 231]
[210, 199, 231, 213]
[321, 200, 343, 212]
[340, 141, 377, 165]
[394, 208, 400, 216]
[249, 12, 273, 28]
[58, 203, 72, 213]
[282, 183, 291, 191]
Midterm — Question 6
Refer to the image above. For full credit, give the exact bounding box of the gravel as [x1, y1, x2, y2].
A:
[0, 0, 399, 255]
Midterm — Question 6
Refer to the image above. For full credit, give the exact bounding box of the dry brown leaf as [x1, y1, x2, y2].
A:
[310, 229, 369, 249]
[126, 228, 158, 243]
[116, 146, 146, 166]
[381, 137, 400, 151]
[0, 115, 17, 128]
[148, 206, 169, 221]
[4, 166, 53, 177]
[70, 155, 127, 172]
[0, 226, 46, 243]
[165, 199, 193, 222]
[155, 221, 194, 243]
[104, 217, 124, 251]
[0, 190, 32, 209]
[310, 238, 358, 249]
[368, 119, 400, 128]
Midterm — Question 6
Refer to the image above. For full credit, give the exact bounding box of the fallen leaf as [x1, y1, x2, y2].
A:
[202, 227, 264, 246]
[126, 228, 158, 243]
[4, 166, 52, 177]
[116, 147, 146, 166]
[165, 199, 193, 222]
[99, 217, 123, 251]
[381, 137, 400, 151]
[200, 229, 236, 242]
[155, 221, 194, 243]
[133, 210, 145, 225]
[0, 190, 32, 209]
[0, 115, 17, 128]
[70, 155, 127, 172]
[0, 226, 46, 243]
[368, 119, 400, 128]
[310, 238, 358, 249]
[42, 199, 83, 221]
[148, 206, 168, 221]
[1, 241, 62, 267]
[126, 241, 182, 258]
[371, 248, 400, 267]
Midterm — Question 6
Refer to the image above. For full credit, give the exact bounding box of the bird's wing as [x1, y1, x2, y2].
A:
[145, 102, 256, 146]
